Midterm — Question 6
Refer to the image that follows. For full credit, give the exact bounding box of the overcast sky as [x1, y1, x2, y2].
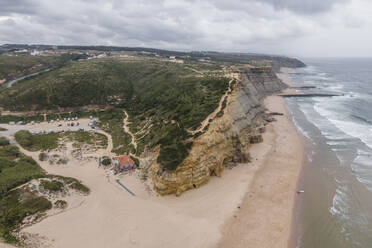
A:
[0, 0, 371, 57]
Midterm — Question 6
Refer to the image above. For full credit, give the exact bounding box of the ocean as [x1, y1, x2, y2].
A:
[286, 58, 372, 247]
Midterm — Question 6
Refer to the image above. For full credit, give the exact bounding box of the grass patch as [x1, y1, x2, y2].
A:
[0, 189, 52, 243]
[64, 131, 107, 148]
[96, 108, 133, 155]
[0, 145, 89, 243]
[15, 130, 59, 151]
[0, 145, 45, 197]
[51, 176, 90, 194]
[39, 180, 63, 192]
[69, 181, 90, 194]
[0, 137, 9, 146]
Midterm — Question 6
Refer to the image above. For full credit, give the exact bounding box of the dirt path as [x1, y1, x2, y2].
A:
[189, 78, 234, 135]
[123, 110, 137, 150]
[94, 130, 113, 157]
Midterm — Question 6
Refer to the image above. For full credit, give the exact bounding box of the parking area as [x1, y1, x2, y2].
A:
[0, 118, 99, 140]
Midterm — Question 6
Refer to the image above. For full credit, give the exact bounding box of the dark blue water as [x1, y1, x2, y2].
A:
[286, 58, 372, 247]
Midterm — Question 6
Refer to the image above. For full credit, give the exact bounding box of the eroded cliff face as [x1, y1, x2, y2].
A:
[151, 66, 286, 196]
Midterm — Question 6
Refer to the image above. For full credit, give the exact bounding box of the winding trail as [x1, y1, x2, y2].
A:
[94, 130, 114, 157]
[122, 110, 141, 162]
[123, 110, 137, 150]
[189, 78, 235, 135]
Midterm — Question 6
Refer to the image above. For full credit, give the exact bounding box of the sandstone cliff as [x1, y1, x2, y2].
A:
[151, 66, 286, 196]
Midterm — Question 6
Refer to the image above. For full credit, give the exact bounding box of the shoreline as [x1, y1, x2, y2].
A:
[278, 67, 308, 248]
[218, 68, 304, 248]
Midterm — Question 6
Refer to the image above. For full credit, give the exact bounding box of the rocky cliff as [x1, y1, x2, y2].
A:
[151, 66, 286, 195]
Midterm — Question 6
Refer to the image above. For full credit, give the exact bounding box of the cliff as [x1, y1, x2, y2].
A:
[151, 66, 286, 195]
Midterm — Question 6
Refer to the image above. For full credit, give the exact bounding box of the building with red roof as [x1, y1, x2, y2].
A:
[113, 155, 136, 173]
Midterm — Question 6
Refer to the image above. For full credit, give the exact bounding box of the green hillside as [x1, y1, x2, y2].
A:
[0, 53, 89, 84]
[0, 55, 57, 81]
[0, 58, 229, 171]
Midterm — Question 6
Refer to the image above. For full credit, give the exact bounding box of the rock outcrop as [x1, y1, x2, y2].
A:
[151, 66, 286, 195]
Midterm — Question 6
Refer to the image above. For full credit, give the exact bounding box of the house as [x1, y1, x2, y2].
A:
[113, 155, 136, 173]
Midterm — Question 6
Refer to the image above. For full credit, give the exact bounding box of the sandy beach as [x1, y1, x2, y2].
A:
[0, 130, 274, 248]
[0, 69, 303, 248]
[218, 69, 303, 248]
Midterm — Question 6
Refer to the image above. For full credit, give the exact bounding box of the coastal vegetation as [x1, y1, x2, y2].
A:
[101, 156, 111, 166]
[0, 58, 229, 170]
[0, 142, 90, 243]
[0, 53, 88, 83]
[64, 131, 108, 148]
[0, 137, 9, 146]
[15, 130, 108, 152]
[0, 145, 45, 197]
[0, 55, 58, 81]
[15, 130, 59, 151]
[95, 108, 133, 155]
[0, 189, 52, 243]
[40, 180, 64, 192]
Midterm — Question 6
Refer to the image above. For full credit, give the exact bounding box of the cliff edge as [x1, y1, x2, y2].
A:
[151, 66, 286, 195]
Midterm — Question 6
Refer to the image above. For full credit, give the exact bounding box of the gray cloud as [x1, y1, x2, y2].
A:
[258, 0, 349, 14]
[0, 0, 40, 15]
[0, 0, 370, 57]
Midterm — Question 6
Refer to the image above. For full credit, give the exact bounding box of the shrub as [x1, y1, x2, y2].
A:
[38, 152, 48, 161]
[54, 200, 68, 209]
[101, 156, 111, 166]
[130, 156, 140, 167]
[69, 181, 90, 194]
[40, 180, 64, 192]
[0, 137, 9, 146]
[14, 130, 32, 148]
